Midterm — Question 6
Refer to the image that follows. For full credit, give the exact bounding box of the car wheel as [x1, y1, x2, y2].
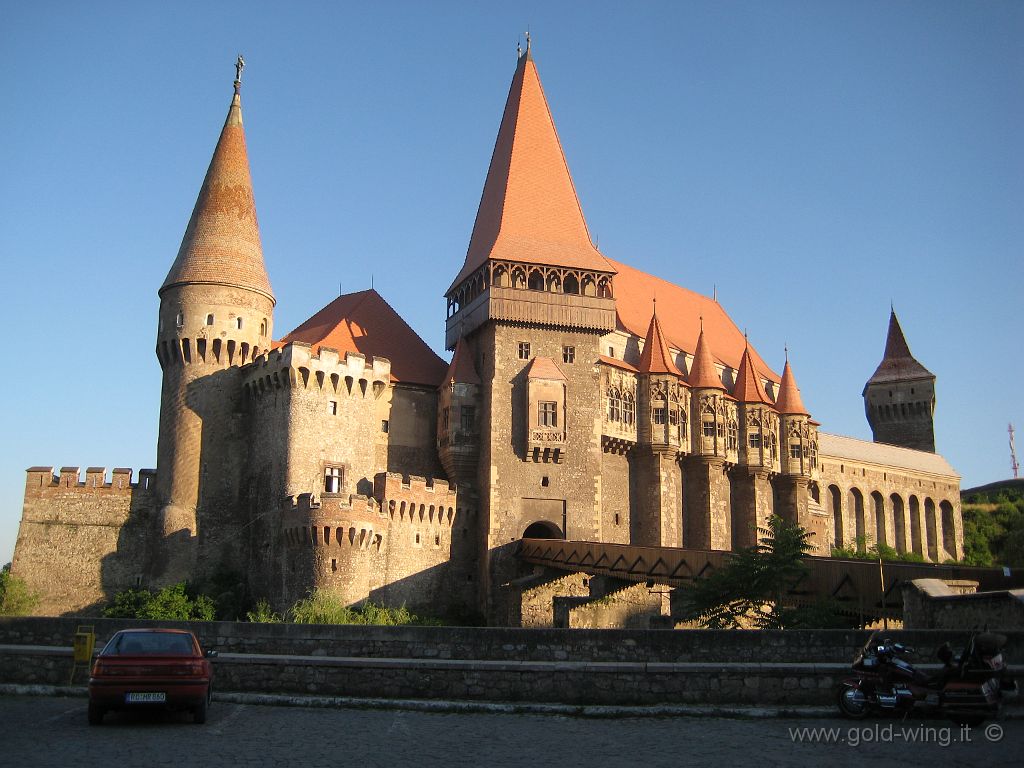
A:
[193, 691, 209, 724]
[87, 703, 104, 726]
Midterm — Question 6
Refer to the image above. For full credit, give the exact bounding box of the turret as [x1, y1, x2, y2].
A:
[152, 59, 275, 585]
[636, 306, 689, 452]
[863, 309, 936, 452]
[775, 354, 814, 477]
[687, 328, 735, 461]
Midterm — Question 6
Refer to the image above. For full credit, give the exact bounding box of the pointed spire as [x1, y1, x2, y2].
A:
[448, 48, 614, 291]
[775, 358, 809, 415]
[687, 328, 724, 389]
[638, 309, 683, 377]
[866, 309, 933, 384]
[732, 341, 772, 404]
[442, 337, 481, 388]
[161, 60, 274, 302]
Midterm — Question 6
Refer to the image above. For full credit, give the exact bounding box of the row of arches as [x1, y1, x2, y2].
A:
[285, 524, 384, 551]
[869, 401, 930, 422]
[827, 485, 957, 561]
[446, 262, 614, 317]
[157, 336, 262, 368]
[386, 499, 456, 526]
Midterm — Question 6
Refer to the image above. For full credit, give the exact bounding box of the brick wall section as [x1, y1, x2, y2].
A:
[12, 468, 157, 615]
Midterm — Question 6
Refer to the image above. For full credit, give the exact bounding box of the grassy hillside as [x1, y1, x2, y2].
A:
[960, 479, 1024, 567]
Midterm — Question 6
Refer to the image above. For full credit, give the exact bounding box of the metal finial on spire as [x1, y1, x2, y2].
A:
[525, 28, 531, 52]
[785, 344, 789, 362]
[713, 284, 717, 302]
[699, 315, 703, 333]
[517, 40, 522, 58]
[234, 54, 245, 94]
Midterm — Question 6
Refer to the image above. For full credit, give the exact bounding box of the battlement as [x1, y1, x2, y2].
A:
[25, 466, 157, 495]
[244, 342, 391, 400]
[156, 334, 266, 369]
[282, 492, 384, 551]
[374, 472, 457, 527]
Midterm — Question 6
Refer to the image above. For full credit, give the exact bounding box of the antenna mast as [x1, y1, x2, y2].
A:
[1011, 423, 1020, 479]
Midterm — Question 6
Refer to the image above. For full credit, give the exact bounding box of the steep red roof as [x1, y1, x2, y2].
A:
[732, 343, 773, 404]
[280, 289, 447, 387]
[774, 359, 809, 416]
[608, 258, 779, 384]
[686, 329, 725, 390]
[448, 51, 614, 292]
[442, 337, 481, 388]
[598, 354, 638, 373]
[867, 310, 933, 384]
[525, 356, 567, 381]
[161, 85, 274, 302]
[638, 309, 684, 378]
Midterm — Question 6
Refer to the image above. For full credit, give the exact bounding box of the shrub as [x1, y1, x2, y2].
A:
[289, 590, 442, 626]
[245, 598, 283, 623]
[0, 564, 40, 616]
[103, 582, 215, 621]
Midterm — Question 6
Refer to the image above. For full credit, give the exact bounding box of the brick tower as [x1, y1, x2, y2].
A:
[863, 310, 936, 452]
[152, 61, 275, 585]
[443, 45, 618, 619]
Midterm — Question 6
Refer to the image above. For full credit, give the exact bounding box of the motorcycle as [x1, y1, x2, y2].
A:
[836, 631, 1017, 725]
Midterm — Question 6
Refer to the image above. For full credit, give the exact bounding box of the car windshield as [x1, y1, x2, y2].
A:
[107, 632, 195, 656]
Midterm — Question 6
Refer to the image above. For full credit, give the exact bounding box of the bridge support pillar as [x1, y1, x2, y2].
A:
[683, 456, 730, 550]
[633, 448, 682, 548]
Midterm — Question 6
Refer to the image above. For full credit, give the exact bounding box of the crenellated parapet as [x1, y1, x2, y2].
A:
[243, 342, 391, 401]
[25, 466, 157, 495]
[373, 472, 457, 527]
[282, 492, 385, 551]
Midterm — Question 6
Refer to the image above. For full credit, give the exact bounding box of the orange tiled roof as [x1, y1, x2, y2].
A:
[608, 258, 778, 383]
[442, 337, 481, 387]
[687, 329, 725, 389]
[866, 310, 933, 384]
[638, 310, 684, 378]
[280, 289, 447, 387]
[732, 342, 773, 404]
[598, 354, 638, 373]
[448, 52, 614, 292]
[161, 89, 274, 302]
[774, 359, 809, 415]
[525, 356, 567, 381]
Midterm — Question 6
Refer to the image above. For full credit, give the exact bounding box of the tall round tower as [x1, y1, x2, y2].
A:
[152, 60, 275, 585]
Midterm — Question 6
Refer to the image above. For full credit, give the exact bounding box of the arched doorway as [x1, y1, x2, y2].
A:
[890, 493, 906, 553]
[522, 520, 563, 540]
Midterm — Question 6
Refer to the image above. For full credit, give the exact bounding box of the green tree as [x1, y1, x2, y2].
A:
[0, 563, 40, 616]
[103, 582, 215, 621]
[676, 516, 848, 629]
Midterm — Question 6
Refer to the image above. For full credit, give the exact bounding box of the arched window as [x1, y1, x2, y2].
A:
[528, 269, 544, 291]
[622, 392, 635, 425]
[563, 274, 579, 294]
[607, 388, 622, 422]
[206, 314, 214, 326]
[236, 317, 243, 330]
[727, 420, 738, 450]
[581, 275, 596, 296]
[512, 267, 526, 289]
[175, 311, 184, 329]
[546, 272, 561, 292]
[597, 277, 612, 298]
[493, 265, 509, 287]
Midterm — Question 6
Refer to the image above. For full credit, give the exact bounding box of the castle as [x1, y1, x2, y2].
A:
[12, 51, 962, 623]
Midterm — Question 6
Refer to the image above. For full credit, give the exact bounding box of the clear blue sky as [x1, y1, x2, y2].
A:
[1, 1, 1021, 565]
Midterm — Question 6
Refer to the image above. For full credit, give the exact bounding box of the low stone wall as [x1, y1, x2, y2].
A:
[2, 619, 1021, 707]
[2, 617, 1021, 665]
[903, 579, 1024, 630]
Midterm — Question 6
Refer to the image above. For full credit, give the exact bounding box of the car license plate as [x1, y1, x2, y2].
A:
[125, 692, 166, 703]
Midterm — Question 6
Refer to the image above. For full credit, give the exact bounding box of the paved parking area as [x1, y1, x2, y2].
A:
[0, 694, 1018, 767]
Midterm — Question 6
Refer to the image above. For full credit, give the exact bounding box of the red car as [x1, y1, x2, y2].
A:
[87, 628, 216, 725]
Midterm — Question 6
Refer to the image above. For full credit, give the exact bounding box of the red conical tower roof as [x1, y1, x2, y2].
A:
[732, 341, 772, 404]
[866, 309, 933, 384]
[161, 72, 274, 302]
[774, 358, 809, 415]
[442, 337, 481, 388]
[448, 49, 614, 292]
[638, 306, 683, 377]
[687, 328, 724, 389]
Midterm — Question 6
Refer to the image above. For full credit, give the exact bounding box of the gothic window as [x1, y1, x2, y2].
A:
[623, 392, 635, 425]
[702, 420, 716, 438]
[512, 267, 526, 289]
[652, 406, 666, 425]
[563, 346, 575, 364]
[528, 269, 544, 291]
[324, 466, 343, 494]
[546, 273, 561, 292]
[810, 440, 818, 468]
[518, 342, 531, 360]
[679, 406, 687, 433]
[175, 311, 184, 329]
[717, 422, 725, 438]
[442, 407, 450, 431]
[749, 433, 761, 448]
[669, 406, 679, 426]
[460, 405, 475, 432]
[538, 401, 558, 427]
[260, 319, 268, 336]
[563, 274, 579, 294]
[727, 421, 738, 450]
[597, 277, 612, 298]
[607, 389, 621, 422]
[206, 314, 214, 325]
[790, 444, 802, 459]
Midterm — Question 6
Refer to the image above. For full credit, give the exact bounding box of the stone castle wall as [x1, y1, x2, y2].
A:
[12, 467, 156, 615]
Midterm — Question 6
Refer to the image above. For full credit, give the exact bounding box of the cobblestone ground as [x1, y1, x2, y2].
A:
[0, 695, 1018, 768]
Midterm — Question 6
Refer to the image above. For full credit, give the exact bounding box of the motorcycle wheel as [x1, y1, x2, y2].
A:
[837, 684, 869, 719]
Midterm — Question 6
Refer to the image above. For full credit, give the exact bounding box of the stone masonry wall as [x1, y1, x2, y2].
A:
[12, 468, 156, 616]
